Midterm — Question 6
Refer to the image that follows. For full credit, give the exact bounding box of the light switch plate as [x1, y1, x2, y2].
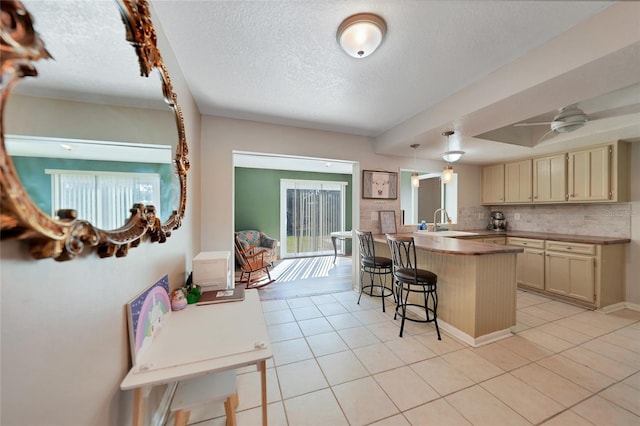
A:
[514, 213, 521, 220]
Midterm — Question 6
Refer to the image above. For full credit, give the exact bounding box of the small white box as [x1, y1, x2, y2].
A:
[193, 251, 231, 290]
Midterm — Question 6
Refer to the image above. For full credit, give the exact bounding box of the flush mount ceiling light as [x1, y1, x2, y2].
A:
[410, 143, 420, 188]
[337, 13, 387, 58]
[441, 131, 462, 184]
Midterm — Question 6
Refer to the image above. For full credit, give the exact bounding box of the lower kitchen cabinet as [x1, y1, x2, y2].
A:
[545, 250, 594, 303]
[508, 238, 544, 290]
[509, 238, 626, 309]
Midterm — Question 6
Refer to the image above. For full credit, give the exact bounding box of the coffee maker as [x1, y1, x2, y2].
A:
[488, 211, 507, 231]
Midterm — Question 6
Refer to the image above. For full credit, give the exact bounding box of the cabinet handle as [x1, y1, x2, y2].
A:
[566, 247, 572, 250]
[534, 196, 538, 199]
[523, 242, 527, 245]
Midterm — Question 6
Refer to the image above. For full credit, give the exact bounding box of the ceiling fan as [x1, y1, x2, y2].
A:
[513, 104, 589, 143]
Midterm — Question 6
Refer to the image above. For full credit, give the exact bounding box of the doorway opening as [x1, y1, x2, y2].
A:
[233, 150, 357, 255]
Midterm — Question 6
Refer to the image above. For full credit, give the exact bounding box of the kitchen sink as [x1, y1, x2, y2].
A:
[414, 230, 479, 237]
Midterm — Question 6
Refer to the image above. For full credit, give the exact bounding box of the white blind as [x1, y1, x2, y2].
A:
[280, 179, 348, 258]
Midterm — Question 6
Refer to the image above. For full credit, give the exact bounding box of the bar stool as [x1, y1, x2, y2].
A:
[355, 229, 394, 312]
[386, 234, 441, 339]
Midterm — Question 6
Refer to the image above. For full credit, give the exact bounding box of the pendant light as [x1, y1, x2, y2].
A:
[441, 131, 463, 184]
[410, 143, 420, 188]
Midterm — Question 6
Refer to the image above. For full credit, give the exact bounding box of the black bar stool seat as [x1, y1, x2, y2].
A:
[386, 234, 441, 339]
[356, 229, 395, 312]
[361, 256, 392, 269]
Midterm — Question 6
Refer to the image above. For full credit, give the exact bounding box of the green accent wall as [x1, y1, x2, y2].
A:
[234, 167, 353, 252]
[12, 156, 174, 221]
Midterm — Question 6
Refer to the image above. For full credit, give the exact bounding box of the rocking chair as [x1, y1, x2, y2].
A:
[234, 236, 275, 289]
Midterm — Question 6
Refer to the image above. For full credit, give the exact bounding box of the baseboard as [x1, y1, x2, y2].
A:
[625, 302, 640, 312]
[599, 301, 640, 314]
[405, 305, 512, 347]
[598, 302, 627, 314]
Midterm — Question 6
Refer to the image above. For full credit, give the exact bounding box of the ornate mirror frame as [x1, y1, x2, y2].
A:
[0, 0, 190, 261]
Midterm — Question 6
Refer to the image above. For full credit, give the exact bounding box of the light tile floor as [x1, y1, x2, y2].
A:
[182, 289, 640, 425]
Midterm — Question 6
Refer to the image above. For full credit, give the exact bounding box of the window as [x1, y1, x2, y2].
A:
[280, 179, 348, 258]
[47, 169, 161, 229]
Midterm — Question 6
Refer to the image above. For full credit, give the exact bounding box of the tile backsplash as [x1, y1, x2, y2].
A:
[360, 202, 632, 239]
[487, 203, 632, 238]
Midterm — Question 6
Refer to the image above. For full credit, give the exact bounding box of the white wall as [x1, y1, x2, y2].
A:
[0, 6, 202, 425]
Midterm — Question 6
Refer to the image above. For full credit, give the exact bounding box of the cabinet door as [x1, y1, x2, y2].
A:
[521, 249, 545, 290]
[545, 252, 594, 302]
[533, 154, 566, 202]
[482, 164, 504, 204]
[505, 160, 532, 203]
[567, 145, 610, 201]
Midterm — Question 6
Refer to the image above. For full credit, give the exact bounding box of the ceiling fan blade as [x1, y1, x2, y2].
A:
[588, 103, 640, 121]
[513, 121, 553, 127]
[536, 129, 557, 145]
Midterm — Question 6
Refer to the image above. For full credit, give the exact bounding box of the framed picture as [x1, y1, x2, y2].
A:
[362, 170, 398, 199]
[379, 210, 397, 234]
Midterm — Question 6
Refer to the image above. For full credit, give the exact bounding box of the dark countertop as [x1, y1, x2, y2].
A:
[455, 230, 631, 245]
[373, 233, 524, 256]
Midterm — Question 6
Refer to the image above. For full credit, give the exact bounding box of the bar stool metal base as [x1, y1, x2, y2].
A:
[358, 264, 395, 312]
[394, 281, 441, 339]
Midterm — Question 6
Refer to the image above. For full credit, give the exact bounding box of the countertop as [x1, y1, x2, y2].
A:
[373, 233, 524, 256]
[455, 229, 631, 245]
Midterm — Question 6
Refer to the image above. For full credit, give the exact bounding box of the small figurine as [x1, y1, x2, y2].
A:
[171, 289, 188, 311]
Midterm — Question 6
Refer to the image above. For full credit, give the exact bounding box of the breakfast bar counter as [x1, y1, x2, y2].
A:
[373, 233, 523, 346]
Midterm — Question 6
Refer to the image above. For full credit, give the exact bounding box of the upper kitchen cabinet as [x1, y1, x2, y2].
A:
[482, 141, 630, 205]
[533, 154, 566, 203]
[505, 159, 532, 203]
[567, 141, 630, 203]
[482, 164, 504, 204]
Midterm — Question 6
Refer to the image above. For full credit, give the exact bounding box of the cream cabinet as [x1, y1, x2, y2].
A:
[533, 154, 566, 203]
[482, 164, 504, 204]
[545, 248, 595, 303]
[481, 141, 629, 205]
[508, 238, 544, 290]
[567, 145, 610, 202]
[567, 141, 630, 202]
[507, 238, 626, 309]
[505, 160, 532, 203]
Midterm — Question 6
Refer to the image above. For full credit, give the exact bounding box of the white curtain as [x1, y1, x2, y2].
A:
[49, 170, 160, 229]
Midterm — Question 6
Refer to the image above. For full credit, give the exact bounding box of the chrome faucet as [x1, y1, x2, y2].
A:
[433, 208, 450, 231]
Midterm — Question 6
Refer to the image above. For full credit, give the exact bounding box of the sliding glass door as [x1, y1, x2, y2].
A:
[280, 179, 347, 258]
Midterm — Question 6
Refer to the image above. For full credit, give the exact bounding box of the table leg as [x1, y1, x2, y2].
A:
[259, 359, 268, 426]
[132, 387, 147, 426]
[331, 236, 337, 263]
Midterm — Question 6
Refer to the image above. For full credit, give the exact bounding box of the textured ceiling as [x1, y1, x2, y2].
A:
[151, 0, 613, 137]
[12, 1, 640, 166]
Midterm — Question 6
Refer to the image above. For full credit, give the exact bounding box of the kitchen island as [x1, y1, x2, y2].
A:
[373, 233, 523, 346]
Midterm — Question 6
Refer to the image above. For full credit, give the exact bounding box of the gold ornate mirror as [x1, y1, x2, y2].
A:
[0, 0, 189, 261]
